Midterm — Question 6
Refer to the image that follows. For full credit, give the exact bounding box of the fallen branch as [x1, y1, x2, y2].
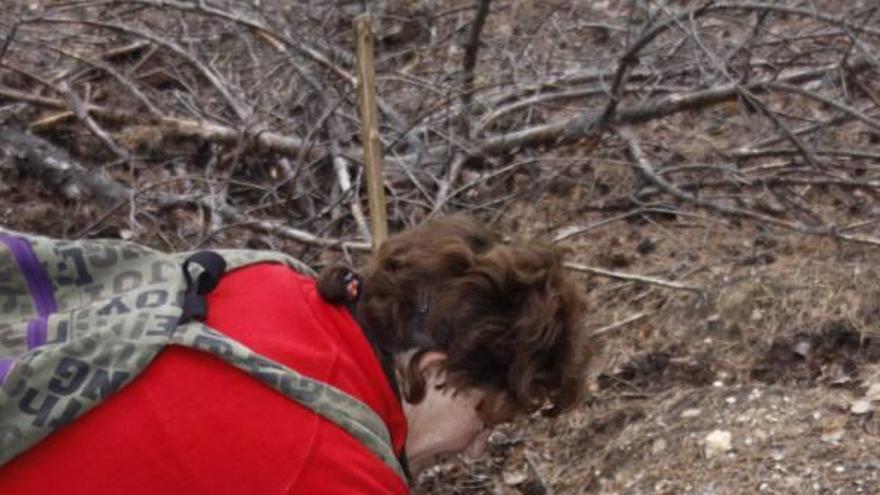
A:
[713, 2, 880, 38]
[618, 126, 880, 248]
[565, 262, 703, 294]
[476, 57, 872, 157]
[766, 82, 880, 133]
[730, 147, 880, 162]
[114, 0, 424, 155]
[0, 126, 368, 250]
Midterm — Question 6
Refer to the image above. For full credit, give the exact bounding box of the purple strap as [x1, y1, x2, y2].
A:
[27, 318, 50, 350]
[0, 359, 13, 383]
[0, 234, 58, 353]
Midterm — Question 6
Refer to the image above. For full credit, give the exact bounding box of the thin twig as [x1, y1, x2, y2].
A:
[566, 262, 703, 294]
[51, 46, 163, 119]
[767, 82, 880, 133]
[430, 152, 467, 217]
[0, 20, 19, 65]
[57, 81, 131, 162]
[618, 126, 880, 248]
[35, 17, 251, 122]
[592, 312, 650, 337]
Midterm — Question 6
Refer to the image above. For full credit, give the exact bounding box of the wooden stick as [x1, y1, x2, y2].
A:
[354, 14, 388, 253]
[592, 312, 650, 337]
[565, 262, 703, 294]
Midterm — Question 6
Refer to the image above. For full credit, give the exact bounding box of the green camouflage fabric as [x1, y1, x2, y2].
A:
[0, 229, 404, 480]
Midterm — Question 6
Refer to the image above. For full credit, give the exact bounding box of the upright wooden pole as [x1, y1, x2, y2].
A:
[354, 14, 388, 253]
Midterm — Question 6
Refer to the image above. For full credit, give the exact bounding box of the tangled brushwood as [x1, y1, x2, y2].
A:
[0, 1, 878, 263]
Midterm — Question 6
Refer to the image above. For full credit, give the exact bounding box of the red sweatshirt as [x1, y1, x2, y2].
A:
[0, 263, 409, 495]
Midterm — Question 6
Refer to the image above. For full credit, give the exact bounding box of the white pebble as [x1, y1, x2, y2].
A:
[704, 430, 733, 458]
[681, 408, 702, 418]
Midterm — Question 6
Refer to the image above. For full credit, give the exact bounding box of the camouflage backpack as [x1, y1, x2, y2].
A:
[0, 229, 404, 480]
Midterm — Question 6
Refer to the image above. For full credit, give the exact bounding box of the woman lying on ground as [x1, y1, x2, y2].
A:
[0, 215, 592, 494]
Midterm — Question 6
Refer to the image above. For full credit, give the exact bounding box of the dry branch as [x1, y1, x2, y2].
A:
[32, 17, 252, 122]
[592, 312, 650, 337]
[0, 85, 312, 156]
[109, 0, 424, 154]
[58, 81, 131, 162]
[476, 57, 872, 157]
[565, 262, 703, 294]
[0, 126, 129, 205]
[0, 126, 368, 250]
[766, 82, 880, 133]
[52, 46, 163, 119]
[617, 126, 880, 248]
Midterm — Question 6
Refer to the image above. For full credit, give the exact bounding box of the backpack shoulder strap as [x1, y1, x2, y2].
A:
[172, 321, 405, 480]
[201, 249, 316, 278]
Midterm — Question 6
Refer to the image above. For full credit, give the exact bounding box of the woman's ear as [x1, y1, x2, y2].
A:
[417, 351, 448, 387]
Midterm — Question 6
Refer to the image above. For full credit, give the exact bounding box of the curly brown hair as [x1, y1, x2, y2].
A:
[318, 216, 592, 424]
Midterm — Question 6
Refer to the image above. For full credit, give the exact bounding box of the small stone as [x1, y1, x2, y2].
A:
[681, 408, 702, 418]
[850, 399, 874, 415]
[651, 437, 668, 455]
[793, 340, 811, 358]
[704, 430, 733, 458]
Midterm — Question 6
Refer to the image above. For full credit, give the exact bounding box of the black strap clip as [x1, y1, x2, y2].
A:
[179, 251, 227, 324]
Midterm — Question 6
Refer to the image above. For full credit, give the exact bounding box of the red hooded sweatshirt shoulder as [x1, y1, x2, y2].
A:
[0, 263, 409, 495]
